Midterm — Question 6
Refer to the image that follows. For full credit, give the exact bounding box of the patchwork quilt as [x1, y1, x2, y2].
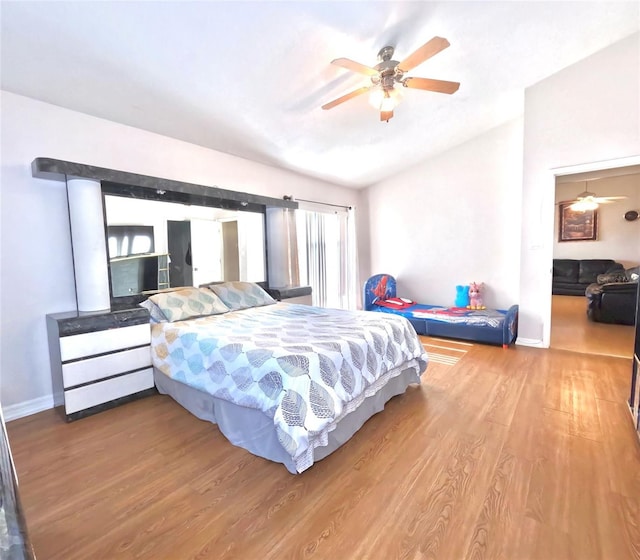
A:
[151, 303, 427, 469]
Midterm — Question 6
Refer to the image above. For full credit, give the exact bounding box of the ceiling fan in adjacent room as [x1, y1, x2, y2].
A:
[563, 182, 628, 211]
[321, 36, 460, 122]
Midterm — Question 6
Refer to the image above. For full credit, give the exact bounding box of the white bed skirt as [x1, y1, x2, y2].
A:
[154, 359, 422, 473]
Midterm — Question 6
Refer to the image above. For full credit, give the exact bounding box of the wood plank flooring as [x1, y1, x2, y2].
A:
[7, 341, 640, 560]
[551, 294, 634, 358]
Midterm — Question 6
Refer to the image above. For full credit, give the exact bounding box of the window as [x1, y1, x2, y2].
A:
[131, 234, 152, 254]
[106, 225, 155, 257]
[296, 206, 357, 309]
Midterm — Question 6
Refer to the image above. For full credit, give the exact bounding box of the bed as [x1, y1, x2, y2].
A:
[364, 274, 518, 348]
[144, 282, 428, 474]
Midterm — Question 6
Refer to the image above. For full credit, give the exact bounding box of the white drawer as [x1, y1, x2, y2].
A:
[64, 368, 154, 414]
[60, 323, 150, 361]
[62, 346, 152, 388]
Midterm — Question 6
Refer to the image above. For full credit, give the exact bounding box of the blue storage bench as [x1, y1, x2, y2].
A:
[364, 274, 518, 348]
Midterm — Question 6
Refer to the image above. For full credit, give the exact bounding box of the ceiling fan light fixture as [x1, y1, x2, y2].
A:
[323, 36, 458, 120]
[559, 180, 628, 212]
[380, 91, 395, 112]
[369, 87, 401, 111]
[570, 199, 599, 212]
[368, 88, 384, 109]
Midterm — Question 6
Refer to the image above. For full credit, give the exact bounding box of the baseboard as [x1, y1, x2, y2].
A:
[516, 337, 547, 348]
[2, 392, 62, 422]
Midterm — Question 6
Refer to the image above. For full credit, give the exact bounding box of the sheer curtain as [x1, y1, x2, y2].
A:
[296, 205, 357, 309]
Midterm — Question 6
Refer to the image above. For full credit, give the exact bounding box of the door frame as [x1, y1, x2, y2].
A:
[543, 154, 640, 347]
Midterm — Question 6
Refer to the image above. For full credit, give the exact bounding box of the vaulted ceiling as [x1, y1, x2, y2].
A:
[1, 1, 638, 188]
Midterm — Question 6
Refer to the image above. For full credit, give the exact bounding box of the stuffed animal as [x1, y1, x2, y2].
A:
[467, 282, 486, 310]
[455, 285, 470, 307]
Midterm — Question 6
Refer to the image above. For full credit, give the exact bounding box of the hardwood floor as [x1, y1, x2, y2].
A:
[7, 341, 640, 560]
[551, 294, 635, 358]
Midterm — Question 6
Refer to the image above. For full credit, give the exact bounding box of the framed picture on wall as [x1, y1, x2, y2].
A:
[558, 203, 598, 242]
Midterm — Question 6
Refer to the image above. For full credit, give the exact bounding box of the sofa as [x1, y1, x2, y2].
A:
[552, 259, 625, 296]
[585, 268, 639, 325]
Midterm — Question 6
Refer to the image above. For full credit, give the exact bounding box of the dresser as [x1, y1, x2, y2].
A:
[46, 307, 155, 421]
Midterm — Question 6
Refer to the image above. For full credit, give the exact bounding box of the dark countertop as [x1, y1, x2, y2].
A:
[32, 157, 297, 210]
[46, 306, 150, 336]
[266, 286, 312, 300]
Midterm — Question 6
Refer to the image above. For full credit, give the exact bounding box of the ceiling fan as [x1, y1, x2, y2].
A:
[321, 36, 460, 122]
[563, 182, 627, 211]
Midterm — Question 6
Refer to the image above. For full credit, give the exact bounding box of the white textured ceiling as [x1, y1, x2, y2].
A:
[1, 1, 638, 188]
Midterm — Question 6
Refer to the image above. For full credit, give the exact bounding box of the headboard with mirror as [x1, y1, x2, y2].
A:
[104, 193, 266, 299]
[102, 181, 270, 306]
[31, 158, 298, 311]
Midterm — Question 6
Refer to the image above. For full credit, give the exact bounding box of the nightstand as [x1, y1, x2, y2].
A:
[46, 307, 155, 421]
[267, 285, 312, 305]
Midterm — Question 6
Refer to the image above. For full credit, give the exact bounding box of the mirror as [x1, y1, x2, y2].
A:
[104, 195, 266, 298]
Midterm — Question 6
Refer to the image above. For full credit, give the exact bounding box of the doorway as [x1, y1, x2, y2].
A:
[549, 165, 640, 357]
[221, 220, 240, 281]
[167, 220, 193, 288]
[168, 219, 224, 288]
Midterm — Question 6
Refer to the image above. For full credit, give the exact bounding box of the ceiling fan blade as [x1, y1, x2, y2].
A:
[560, 193, 628, 208]
[380, 110, 394, 122]
[576, 190, 627, 202]
[403, 77, 460, 94]
[321, 87, 371, 110]
[397, 36, 451, 73]
[557, 199, 580, 205]
[331, 57, 378, 76]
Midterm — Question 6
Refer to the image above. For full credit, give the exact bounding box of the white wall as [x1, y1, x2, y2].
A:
[554, 173, 640, 267]
[520, 32, 640, 344]
[0, 91, 363, 416]
[364, 33, 639, 346]
[366, 118, 524, 310]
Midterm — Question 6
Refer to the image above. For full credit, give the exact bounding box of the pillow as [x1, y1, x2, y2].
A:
[148, 287, 229, 322]
[374, 297, 415, 309]
[596, 271, 628, 285]
[207, 281, 276, 311]
[138, 299, 168, 324]
[626, 266, 640, 283]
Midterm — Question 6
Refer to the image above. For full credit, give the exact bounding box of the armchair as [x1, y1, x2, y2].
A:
[586, 281, 638, 325]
